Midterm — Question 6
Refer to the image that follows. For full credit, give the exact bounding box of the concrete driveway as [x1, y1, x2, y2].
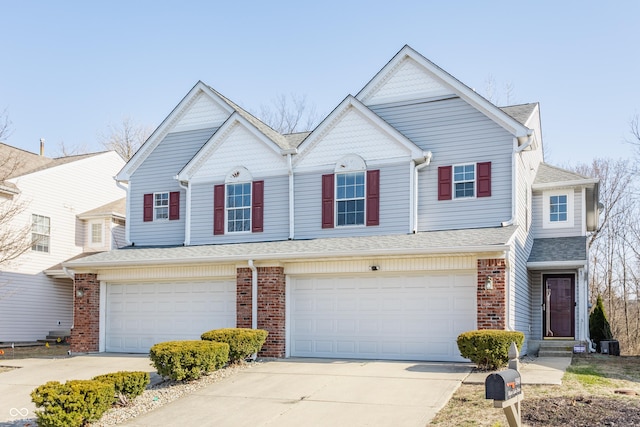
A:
[0, 356, 471, 427]
[123, 358, 472, 427]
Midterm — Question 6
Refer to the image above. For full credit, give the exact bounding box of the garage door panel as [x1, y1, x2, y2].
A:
[106, 280, 236, 353]
[291, 273, 476, 362]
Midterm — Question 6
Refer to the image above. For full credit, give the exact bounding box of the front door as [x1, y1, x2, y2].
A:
[543, 275, 575, 338]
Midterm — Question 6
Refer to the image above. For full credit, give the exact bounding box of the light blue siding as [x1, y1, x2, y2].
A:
[129, 128, 217, 246]
[532, 188, 583, 238]
[295, 163, 410, 239]
[370, 97, 513, 230]
[190, 175, 290, 244]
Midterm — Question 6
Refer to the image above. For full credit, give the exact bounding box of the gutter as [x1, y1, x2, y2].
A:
[115, 179, 131, 245]
[412, 151, 432, 233]
[532, 179, 599, 191]
[248, 260, 258, 329]
[526, 260, 588, 269]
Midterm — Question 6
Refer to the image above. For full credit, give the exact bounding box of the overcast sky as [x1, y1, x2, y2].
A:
[2, 1, 638, 166]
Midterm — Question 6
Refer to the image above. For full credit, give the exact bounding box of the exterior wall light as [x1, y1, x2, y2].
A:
[485, 276, 494, 290]
[76, 287, 86, 298]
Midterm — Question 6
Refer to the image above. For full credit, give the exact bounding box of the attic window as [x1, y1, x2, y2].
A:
[89, 221, 104, 247]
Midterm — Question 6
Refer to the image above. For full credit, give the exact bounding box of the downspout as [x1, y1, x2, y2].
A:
[504, 250, 512, 331]
[501, 139, 518, 227]
[64, 267, 76, 330]
[413, 151, 432, 233]
[248, 260, 258, 330]
[177, 179, 190, 246]
[115, 179, 131, 245]
[287, 152, 295, 239]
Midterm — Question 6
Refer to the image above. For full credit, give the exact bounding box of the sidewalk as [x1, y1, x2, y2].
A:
[463, 356, 572, 385]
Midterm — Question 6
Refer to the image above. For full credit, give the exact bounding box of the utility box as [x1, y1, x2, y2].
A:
[608, 340, 620, 356]
[485, 369, 522, 401]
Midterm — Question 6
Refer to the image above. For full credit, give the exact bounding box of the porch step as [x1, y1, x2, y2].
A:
[537, 340, 581, 357]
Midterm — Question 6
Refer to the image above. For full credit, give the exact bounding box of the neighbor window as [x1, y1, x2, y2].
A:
[90, 221, 103, 246]
[542, 190, 574, 229]
[154, 192, 169, 220]
[453, 164, 475, 198]
[32, 214, 50, 253]
[226, 182, 252, 232]
[336, 172, 365, 226]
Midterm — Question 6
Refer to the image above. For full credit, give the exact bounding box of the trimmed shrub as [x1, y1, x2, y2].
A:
[589, 294, 613, 352]
[149, 340, 229, 381]
[31, 379, 114, 427]
[457, 330, 525, 370]
[201, 328, 269, 363]
[93, 371, 150, 404]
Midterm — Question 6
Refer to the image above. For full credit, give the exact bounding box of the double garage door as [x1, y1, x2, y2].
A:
[105, 281, 236, 353]
[290, 273, 476, 362]
[105, 273, 475, 361]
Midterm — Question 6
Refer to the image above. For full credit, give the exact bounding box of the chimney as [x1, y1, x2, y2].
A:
[40, 138, 45, 156]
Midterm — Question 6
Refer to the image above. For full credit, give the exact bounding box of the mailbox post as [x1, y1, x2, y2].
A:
[485, 342, 523, 427]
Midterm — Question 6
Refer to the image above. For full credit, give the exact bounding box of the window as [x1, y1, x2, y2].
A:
[336, 172, 365, 226]
[154, 192, 169, 220]
[549, 195, 567, 222]
[453, 164, 475, 198]
[227, 182, 252, 232]
[32, 214, 50, 253]
[213, 167, 264, 235]
[322, 155, 379, 229]
[542, 189, 574, 228]
[143, 192, 180, 222]
[438, 162, 491, 200]
[90, 221, 103, 246]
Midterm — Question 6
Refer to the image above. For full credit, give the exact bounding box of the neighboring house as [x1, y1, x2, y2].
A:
[65, 45, 600, 362]
[0, 143, 125, 342]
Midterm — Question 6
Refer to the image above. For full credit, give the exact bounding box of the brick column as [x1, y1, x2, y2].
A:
[257, 267, 285, 358]
[70, 273, 100, 353]
[236, 267, 252, 328]
[477, 259, 507, 330]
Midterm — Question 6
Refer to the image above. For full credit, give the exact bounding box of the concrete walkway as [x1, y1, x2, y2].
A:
[463, 356, 572, 385]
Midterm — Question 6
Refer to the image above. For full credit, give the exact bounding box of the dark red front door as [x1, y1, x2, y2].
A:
[543, 275, 575, 338]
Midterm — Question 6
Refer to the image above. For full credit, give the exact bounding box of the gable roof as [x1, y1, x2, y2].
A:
[533, 163, 598, 190]
[78, 198, 126, 220]
[294, 95, 427, 167]
[500, 103, 538, 126]
[527, 236, 587, 268]
[356, 45, 533, 140]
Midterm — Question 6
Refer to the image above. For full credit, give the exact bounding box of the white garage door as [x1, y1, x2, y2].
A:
[106, 281, 236, 353]
[290, 273, 476, 362]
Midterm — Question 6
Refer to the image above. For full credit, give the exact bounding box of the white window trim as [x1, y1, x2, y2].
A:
[542, 189, 574, 229]
[452, 163, 476, 199]
[153, 192, 169, 221]
[225, 182, 252, 234]
[333, 169, 367, 228]
[89, 220, 105, 248]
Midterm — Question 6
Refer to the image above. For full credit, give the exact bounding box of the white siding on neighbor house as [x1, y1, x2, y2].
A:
[129, 128, 217, 246]
[294, 163, 411, 239]
[531, 187, 583, 238]
[0, 273, 73, 342]
[370, 97, 513, 230]
[111, 220, 126, 249]
[189, 175, 290, 245]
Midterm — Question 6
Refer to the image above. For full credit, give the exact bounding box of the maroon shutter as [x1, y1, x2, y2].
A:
[252, 181, 264, 232]
[143, 193, 153, 222]
[321, 174, 334, 229]
[438, 166, 452, 200]
[169, 191, 180, 220]
[477, 162, 492, 197]
[366, 170, 380, 226]
[213, 184, 225, 235]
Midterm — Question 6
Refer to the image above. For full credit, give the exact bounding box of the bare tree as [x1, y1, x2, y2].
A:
[55, 140, 90, 157]
[0, 108, 13, 141]
[100, 117, 152, 161]
[483, 75, 515, 106]
[0, 152, 32, 267]
[257, 94, 320, 134]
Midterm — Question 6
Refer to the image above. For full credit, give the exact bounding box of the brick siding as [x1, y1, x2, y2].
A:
[257, 267, 286, 357]
[477, 258, 507, 330]
[70, 273, 100, 352]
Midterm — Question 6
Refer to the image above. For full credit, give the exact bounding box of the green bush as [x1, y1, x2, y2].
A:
[457, 330, 525, 370]
[589, 294, 613, 352]
[31, 379, 114, 427]
[149, 340, 229, 381]
[201, 328, 268, 363]
[93, 371, 150, 403]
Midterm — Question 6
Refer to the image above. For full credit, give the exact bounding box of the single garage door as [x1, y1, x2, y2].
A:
[290, 273, 476, 362]
[106, 280, 236, 353]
